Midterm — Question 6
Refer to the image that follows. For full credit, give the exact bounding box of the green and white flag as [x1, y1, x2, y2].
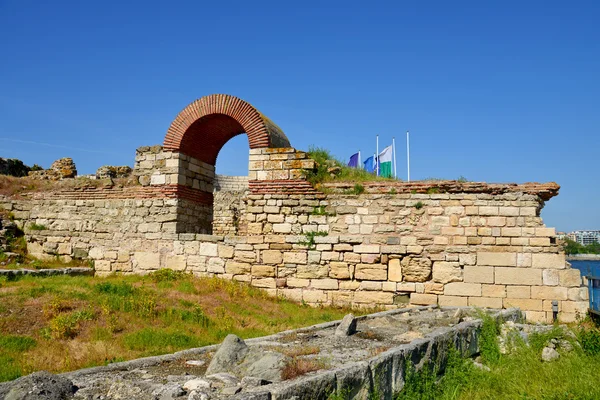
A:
[378, 145, 393, 178]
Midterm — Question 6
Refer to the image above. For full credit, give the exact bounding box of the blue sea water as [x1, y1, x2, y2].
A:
[569, 260, 600, 278]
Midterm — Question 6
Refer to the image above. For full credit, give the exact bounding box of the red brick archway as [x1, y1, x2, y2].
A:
[163, 94, 290, 165]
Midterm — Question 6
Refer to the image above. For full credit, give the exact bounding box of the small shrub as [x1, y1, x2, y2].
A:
[457, 175, 468, 183]
[299, 231, 328, 249]
[414, 201, 424, 210]
[29, 223, 47, 231]
[149, 268, 189, 283]
[352, 183, 365, 195]
[388, 188, 397, 195]
[479, 313, 501, 364]
[311, 206, 334, 216]
[579, 326, 600, 356]
[281, 357, 328, 380]
[49, 309, 95, 339]
[426, 187, 439, 194]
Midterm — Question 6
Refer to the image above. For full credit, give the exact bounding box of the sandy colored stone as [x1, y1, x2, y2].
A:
[410, 293, 438, 305]
[506, 285, 530, 299]
[477, 251, 516, 267]
[469, 297, 502, 308]
[531, 253, 566, 269]
[355, 264, 387, 281]
[559, 269, 582, 287]
[252, 265, 276, 277]
[444, 282, 481, 297]
[401, 256, 432, 282]
[495, 267, 542, 285]
[432, 261, 461, 284]
[463, 266, 494, 284]
[329, 262, 351, 279]
[283, 251, 307, 264]
[438, 295, 468, 307]
[353, 291, 394, 304]
[134, 252, 160, 270]
[388, 258, 402, 282]
[482, 284, 506, 298]
[166, 255, 186, 271]
[503, 298, 543, 311]
[225, 261, 251, 275]
[542, 269, 559, 286]
[199, 243, 218, 257]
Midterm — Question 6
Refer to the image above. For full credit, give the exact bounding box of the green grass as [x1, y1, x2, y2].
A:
[393, 318, 600, 400]
[0, 270, 360, 381]
[304, 146, 398, 188]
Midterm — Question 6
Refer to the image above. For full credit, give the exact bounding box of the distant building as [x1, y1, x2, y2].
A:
[571, 230, 600, 245]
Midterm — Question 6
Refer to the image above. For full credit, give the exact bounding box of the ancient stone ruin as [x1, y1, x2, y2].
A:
[0, 93, 587, 323]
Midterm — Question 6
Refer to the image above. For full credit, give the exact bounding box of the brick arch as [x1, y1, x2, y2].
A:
[163, 94, 291, 165]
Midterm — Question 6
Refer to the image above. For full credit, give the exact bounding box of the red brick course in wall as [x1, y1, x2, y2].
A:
[249, 179, 322, 195]
[163, 94, 291, 165]
[25, 185, 213, 205]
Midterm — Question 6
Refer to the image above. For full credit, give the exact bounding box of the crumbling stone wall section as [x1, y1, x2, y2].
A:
[212, 176, 248, 236]
[3, 181, 586, 324]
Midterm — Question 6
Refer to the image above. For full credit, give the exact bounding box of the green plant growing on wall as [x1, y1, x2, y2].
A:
[29, 223, 48, 231]
[299, 231, 328, 249]
[388, 188, 397, 195]
[414, 201, 424, 210]
[312, 206, 335, 216]
[426, 187, 440, 194]
[457, 175, 469, 183]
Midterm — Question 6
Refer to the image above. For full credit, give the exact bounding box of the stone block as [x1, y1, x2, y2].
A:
[444, 282, 481, 297]
[218, 245, 234, 258]
[207, 258, 225, 273]
[561, 300, 588, 315]
[287, 278, 310, 288]
[410, 293, 438, 305]
[278, 288, 303, 302]
[166, 255, 186, 271]
[438, 295, 468, 307]
[296, 264, 328, 279]
[93, 260, 111, 273]
[530, 286, 568, 300]
[517, 253, 532, 267]
[225, 261, 251, 275]
[506, 285, 530, 299]
[353, 291, 394, 304]
[477, 252, 516, 267]
[134, 252, 160, 270]
[464, 266, 494, 284]
[303, 290, 327, 303]
[273, 223, 292, 233]
[252, 278, 276, 289]
[432, 261, 462, 284]
[199, 243, 219, 257]
[482, 284, 506, 298]
[504, 298, 543, 311]
[262, 250, 283, 264]
[559, 269, 582, 287]
[388, 259, 402, 282]
[469, 297, 503, 308]
[283, 251, 307, 264]
[311, 278, 339, 290]
[495, 267, 542, 285]
[531, 253, 566, 269]
[355, 264, 387, 281]
[536, 227, 556, 237]
[329, 262, 351, 279]
[252, 265, 276, 277]
[360, 281, 382, 291]
[542, 269, 559, 286]
[354, 245, 380, 254]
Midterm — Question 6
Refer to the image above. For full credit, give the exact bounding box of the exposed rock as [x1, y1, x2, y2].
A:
[183, 378, 211, 392]
[96, 165, 133, 179]
[541, 347, 560, 362]
[205, 335, 249, 375]
[401, 256, 432, 282]
[29, 158, 77, 180]
[241, 376, 271, 388]
[335, 314, 357, 336]
[243, 352, 287, 382]
[0, 371, 76, 400]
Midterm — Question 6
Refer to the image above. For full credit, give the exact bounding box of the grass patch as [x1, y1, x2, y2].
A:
[28, 223, 47, 231]
[0, 271, 359, 381]
[304, 146, 397, 188]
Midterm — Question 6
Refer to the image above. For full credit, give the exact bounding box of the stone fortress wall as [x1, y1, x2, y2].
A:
[0, 94, 587, 324]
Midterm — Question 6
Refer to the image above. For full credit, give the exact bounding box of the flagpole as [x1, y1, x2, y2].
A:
[376, 135, 379, 176]
[406, 131, 410, 182]
[392, 137, 397, 179]
[358, 151, 361, 169]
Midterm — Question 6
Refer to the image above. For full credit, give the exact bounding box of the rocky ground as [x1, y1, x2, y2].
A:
[0, 306, 499, 400]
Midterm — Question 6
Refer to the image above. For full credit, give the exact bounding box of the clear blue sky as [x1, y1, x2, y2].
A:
[1, 1, 598, 232]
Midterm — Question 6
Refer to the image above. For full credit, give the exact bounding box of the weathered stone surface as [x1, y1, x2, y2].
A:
[205, 334, 249, 375]
[401, 257, 432, 282]
[432, 261, 462, 284]
[335, 314, 357, 336]
[0, 371, 76, 400]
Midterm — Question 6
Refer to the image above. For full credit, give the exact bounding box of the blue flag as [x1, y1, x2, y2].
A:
[363, 156, 375, 173]
[348, 152, 359, 168]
